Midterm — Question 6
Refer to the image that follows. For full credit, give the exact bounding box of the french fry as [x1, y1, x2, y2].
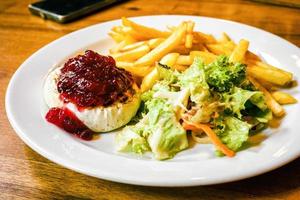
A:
[116, 62, 152, 77]
[247, 67, 289, 86]
[194, 43, 209, 51]
[248, 76, 285, 117]
[185, 34, 193, 49]
[119, 26, 133, 34]
[206, 40, 236, 56]
[271, 91, 297, 105]
[173, 45, 191, 54]
[172, 42, 209, 55]
[125, 29, 148, 41]
[120, 41, 146, 52]
[134, 23, 186, 67]
[286, 80, 298, 88]
[245, 51, 261, 61]
[140, 53, 180, 92]
[268, 117, 282, 128]
[252, 60, 292, 78]
[109, 40, 127, 54]
[117, 25, 149, 41]
[229, 39, 249, 63]
[147, 38, 165, 49]
[111, 44, 150, 61]
[202, 45, 210, 52]
[193, 32, 217, 44]
[116, 61, 134, 68]
[109, 35, 136, 54]
[108, 31, 124, 43]
[206, 43, 232, 56]
[247, 60, 293, 86]
[176, 55, 192, 66]
[120, 38, 164, 52]
[256, 79, 278, 91]
[219, 32, 231, 43]
[190, 51, 217, 64]
[140, 68, 159, 92]
[160, 53, 180, 68]
[248, 133, 267, 144]
[111, 26, 122, 33]
[185, 21, 195, 49]
[173, 43, 209, 55]
[174, 64, 188, 71]
[122, 17, 171, 39]
[176, 51, 217, 66]
[180, 22, 188, 45]
[223, 41, 236, 50]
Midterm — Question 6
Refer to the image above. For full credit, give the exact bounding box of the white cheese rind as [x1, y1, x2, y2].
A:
[66, 95, 140, 132]
[43, 67, 63, 108]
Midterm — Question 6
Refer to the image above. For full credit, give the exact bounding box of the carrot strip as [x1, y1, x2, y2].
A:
[182, 121, 235, 157]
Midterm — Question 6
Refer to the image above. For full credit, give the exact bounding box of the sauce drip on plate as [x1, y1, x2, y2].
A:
[46, 107, 94, 140]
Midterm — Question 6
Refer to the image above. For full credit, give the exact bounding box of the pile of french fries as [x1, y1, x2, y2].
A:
[108, 17, 297, 118]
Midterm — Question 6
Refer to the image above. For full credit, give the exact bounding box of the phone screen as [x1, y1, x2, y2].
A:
[32, 0, 109, 15]
[29, 0, 124, 23]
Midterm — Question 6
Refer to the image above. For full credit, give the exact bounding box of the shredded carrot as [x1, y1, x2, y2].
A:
[182, 121, 235, 157]
[213, 112, 219, 119]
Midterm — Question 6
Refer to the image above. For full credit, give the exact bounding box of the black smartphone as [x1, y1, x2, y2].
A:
[28, 0, 126, 23]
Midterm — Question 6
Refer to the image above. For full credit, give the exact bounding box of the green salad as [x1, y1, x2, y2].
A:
[115, 56, 272, 160]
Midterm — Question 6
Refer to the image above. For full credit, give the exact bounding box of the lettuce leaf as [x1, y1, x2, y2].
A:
[215, 116, 251, 151]
[222, 87, 271, 122]
[117, 95, 188, 160]
[156, 63, 179, 84]
[179, 57, 210, 103]
[146, 98, 188, 160]
[115, 126, 150, 154]
[205, 56, 246, 92]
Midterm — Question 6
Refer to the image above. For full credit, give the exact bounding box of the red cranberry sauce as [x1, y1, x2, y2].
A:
[46, 107, 94, 140]
[57, 50, 134, 108]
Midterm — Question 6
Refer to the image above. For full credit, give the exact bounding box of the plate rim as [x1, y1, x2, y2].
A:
[5, 15, 300, 187]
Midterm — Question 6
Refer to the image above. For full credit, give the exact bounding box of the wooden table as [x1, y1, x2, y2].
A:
[1, 0, 300, 199]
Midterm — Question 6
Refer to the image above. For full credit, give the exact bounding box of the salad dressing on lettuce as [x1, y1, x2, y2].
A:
[115, 56, 273, 160]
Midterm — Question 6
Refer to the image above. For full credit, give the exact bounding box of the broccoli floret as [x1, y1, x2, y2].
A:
[205, 56, 246, 92]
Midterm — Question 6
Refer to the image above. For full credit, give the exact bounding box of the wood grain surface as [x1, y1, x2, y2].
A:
[1, 0, 300, 199]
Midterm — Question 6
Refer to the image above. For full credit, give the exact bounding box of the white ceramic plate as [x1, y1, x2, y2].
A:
[6, 15, 300, 186]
